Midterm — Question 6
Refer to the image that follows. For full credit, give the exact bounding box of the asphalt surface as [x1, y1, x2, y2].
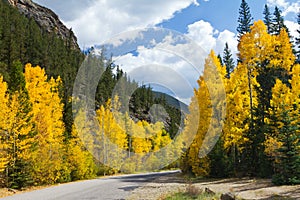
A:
[0, 170, 180, 200]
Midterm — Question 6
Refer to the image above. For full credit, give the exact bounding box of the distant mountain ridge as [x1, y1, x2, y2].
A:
[5, 0, 79, 50]
[153, 91, 189, 114]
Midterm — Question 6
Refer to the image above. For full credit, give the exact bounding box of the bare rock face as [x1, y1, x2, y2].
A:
[6, 0, 80, 50]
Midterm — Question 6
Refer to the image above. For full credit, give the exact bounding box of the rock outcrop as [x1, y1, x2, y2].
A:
[6, 0, 79, 50]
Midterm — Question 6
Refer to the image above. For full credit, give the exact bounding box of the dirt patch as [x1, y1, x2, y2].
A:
[127, 173, 300, 200]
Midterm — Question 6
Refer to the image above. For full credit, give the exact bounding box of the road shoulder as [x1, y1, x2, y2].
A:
[127, 173, 300, 200]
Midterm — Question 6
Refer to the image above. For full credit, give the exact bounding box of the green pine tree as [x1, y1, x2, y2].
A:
[272, 107, 300, 185]
[271, 6, 289, 35]
[296, 11, 300, 64]
[237, 0, 253, 40]
[263, 4, 272, 34]
[222, 42, 235, 79]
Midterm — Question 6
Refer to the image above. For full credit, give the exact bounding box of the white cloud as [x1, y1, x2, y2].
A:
[113, 41, 204, 104]
[34, 0, 199, 47]
[106, 28, 211, 104]
[267, 0, 300, 16]
[267, 0, 289, 8]
[186, 20, 237, 60]
[285, 20, 299, 45]
[186, 20, 217, 53]
[109, 20, 237, 104]
[215, 30, 238, 61]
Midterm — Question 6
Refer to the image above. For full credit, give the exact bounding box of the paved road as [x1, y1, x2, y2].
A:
[1, 170, 180, 200]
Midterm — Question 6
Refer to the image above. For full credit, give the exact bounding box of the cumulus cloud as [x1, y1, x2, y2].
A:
[34, 0, 199, 47]
[186, 20, 238, 60]
[215, 30, 238, 59]
[186, 20, 217, 52]
[267, 0, 300, 16]
[108, 20, 236, 104]
[111, 31, 207, 104]
[285, 20, 299, 42]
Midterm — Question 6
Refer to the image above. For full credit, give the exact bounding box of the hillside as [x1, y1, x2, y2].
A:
[153, 91, 189, 114]
[5, 0, 79, 50]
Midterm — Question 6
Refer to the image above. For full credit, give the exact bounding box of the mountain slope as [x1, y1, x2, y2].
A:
[153, 91, 189, 114]
[6, 0, 79, 50]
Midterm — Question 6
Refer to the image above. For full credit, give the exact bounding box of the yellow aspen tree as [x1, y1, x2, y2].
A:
[24, 64, 65, 184]
[238, 20, 265, 137]
[186, 76, 211, 177]
[272, 29, 295, 71]
[265, 79, 290, 160]
[66, 125, 97, 180]
[131, 121, 152, 154]
[145, 122, 172, 170]
[223, 63, 250, 151]
[151, 122, 171, 152]
[95, 98, 128, 174]
[129, 120, 151, 171]
[237, 21, 296, 177]
[183, 51, 226, 177]
[4, 61, 35, 189]
[267, 78, 300, 184]
[290, 64, 300, 104]
[201, 51, 227, 154]
[237, 20, 294, 176]
[0, 77, 10, 172]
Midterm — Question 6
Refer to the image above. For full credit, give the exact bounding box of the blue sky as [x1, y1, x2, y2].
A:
[160, 0, 254, 33]
[33, 0, 299, 103]
[159, 0, 298, 34]
[34, 0, 299, 49]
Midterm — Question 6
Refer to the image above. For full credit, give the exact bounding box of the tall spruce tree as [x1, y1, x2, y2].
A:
[223, 42, 235, 79]
[237, 0, 253, 40]
[273, 109, 300, 185]
[269, 79, 300, 185]
[271, 6, 288, 35]
[296, 11, 300, 64]
[263, 4, 272, 34]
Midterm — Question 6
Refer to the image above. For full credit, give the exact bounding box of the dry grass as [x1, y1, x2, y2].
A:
[0, 185, 52, 198]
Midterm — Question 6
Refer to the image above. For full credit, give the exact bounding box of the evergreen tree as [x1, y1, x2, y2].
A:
[273, 109, 300, 185]
[271, 6, 288, 35]
[237, 0, 253, 40]
[222, 42, 235, 78]
[209, 138, 231, 178]
[268, 79, 300, 185]
[263, 4, 272, 34]
[296, 11, 300, 64]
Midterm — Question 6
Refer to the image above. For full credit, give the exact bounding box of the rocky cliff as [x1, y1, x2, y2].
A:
[6, 0, 80, 50]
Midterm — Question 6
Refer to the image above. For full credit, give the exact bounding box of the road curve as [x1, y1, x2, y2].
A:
[1, 170, 180, 200]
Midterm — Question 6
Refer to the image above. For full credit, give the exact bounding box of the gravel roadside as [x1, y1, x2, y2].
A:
[127, 173, 300, 200]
